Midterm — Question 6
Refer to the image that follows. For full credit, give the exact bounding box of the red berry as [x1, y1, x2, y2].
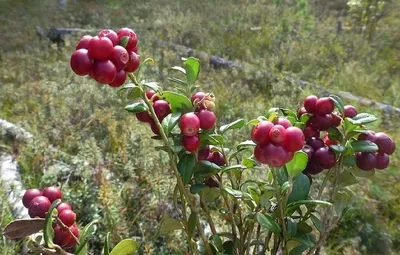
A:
[108, 46, 129, 71]
[283, 127, 305, 152]
[56, 203, 72, 214]
[28, 196, 51, 218]
[254, 144, 268, 164]
[146, 90, 160, 101]
[191, 92, 215, 110]
[98, 29, 118, 46]
[302, 144, 315, 160]
[331, 112, 342, 127]
[269, 125, 286, 145]
[53, 226, 72, 247]
[263, 143, 288, 167]
[150, 120, 159, 135]
[197, 110, 217, 130]
[132, 44, 138, 53]
[88, 36, 113, 60]
[65, 224, 79, 248]
[59, 209, 76, 227]
[286, 151, 295, 162]
[251, 121, 274, 145]
[305, 162, 324, 175]
[304, 95, 318, 113]
[42, 187, 62, 203]
[92, 60, 117, 84]
[308, 113, 332, 131]
[356, 152, 376, 171]
[297, 107, 307, 118]
[183, 135, 200, 152]
[108, 70, 126, 87]
[205, 175, 221, 188]
[324, 136, 338, 146]
[124, 51, 140, 73]
[23, 189, 42, 208]
[76, 35, 92, 50]
[117, 28, 138, 51]
[198, 146, 211, 160]
[344, 105, 358, 118]
[315, 97, 335, 115]
[206, 151, 226, 166]
[136, 111, 152, 123]
[153, 100, 171, 121]
[375, 153, 389, 169]
[374, 132, 395, 155]
[307, 137, 324, 150]
[70, 49, 93, 76]
[314, 147, 336, 169]
[358, 131, 376, 143]
[303, 126, 320, 139]
[275, 118, 292, 129]
[180, 113, 200, 136]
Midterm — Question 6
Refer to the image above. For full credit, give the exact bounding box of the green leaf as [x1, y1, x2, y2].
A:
[109, 239, 138, 255]
[292, 233, 315, 248]
[103, 232, 110, 255]
[343, 155, 356, 166]
[211, 235, 223, 251]
[260, 192, 272, 209]
[75, 219, 99, 255]
[242, 158, 257, 168]
[157, 216, 183, 237]
[117, 83, 141, 99]
[287, 218, 297, 237]
[289, 244, 309, 255]
[199, 133, 224, 146]
[142, 81, 160, 92]
[237, 140, 256, 150]
[350, 167, 375, 177]
[193, 160, 221, 175]
[333, 191, 350, 216]
[326, 127, 343, 142]
[256, 213, 281, 233]
[297, 222, 313, 234]
[223, 187, 243, 198]
[248, 186, 260, 203]
[348, 113, 377, 125]
[280, 108, 297, 118]
[287, 174, 310, 204]
[310, 214, 322, 232]
[162, 112, 181, 135]
[288, 200, 332, 209]
[330, 144, 346, 153]
[338, 171, 358, 188]
[286, 151, 308, 178]
[276, 167, 289, 186]
[300, 113, 312, 124]
[343, 118, 358, 133]
[329, 95, 344, 115]
[124, 101, 148, 113]
[281, 181, 291, 194]
[219, 119, 245, 134]
[161, 91, 192, 112]
[168, 77, 187, 87]
[350, 140, 379, 152]
[246, 119, 260, 126]
[190, 184, 208, 194]
[183, 57, 200, 84]
[177, 153, 196, 184]
[119, 36, 129, 48]
[187, 212, 197, 240]
[222, 240, 234, 255]
[44, 199, 62, 248]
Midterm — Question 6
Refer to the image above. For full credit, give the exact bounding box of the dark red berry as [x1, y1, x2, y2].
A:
[305, 162, 324, 175]
[136, 111, 152, 123]
[358, 131, 376, 143]
[254, 144, 268, 164]
[108, 46, 129, 71]
[23, 189, 42, 208]
[324, 137, 338, 146]
[304, 95, 318, 113]
[76, 35, 92, 50]
[198, 146, 211, 160]
[303, 126, 320, 139]
[286, 151, 294, 162]
[315, 97, 335, 115]
[124, 51, 140, 73]
[183, 135, 200, 152]
[108, 70, 126, 87]
[374, 132, 395, 155]
[180, 113, 200, 136]
[42, 187, 62, 203]
[153, 100, 170, 121]
[98, 29, 118, 46]
[275, 118, 292, 129]
[88, 36, 113, 59]
[132, 44, 138, 53]
[197, 110, 217, 130]
[263, 143, 288, 167]
[205, 175, 221, 188]
[331, 112, 342, 127]
[314, 147, 336, 169]
[59, 209, 76, 227]
[146, 90, 160, 101]
[251, 121, 274, 145]
[375, 153, 389, 170]
[344, 105, 358, 118]
[53, 226, 72, 247]
[356, 152, 376, 171]
[150, 120, 159, 135]
[65, 224, 79, 248]
[92, 60, 117, 84]
[56, 203, 72, 214]
[70, 49, 93, 76]
[28, 196, 51, 218]
[117, 28, 138, 51]
[302, 145, 314, 159]
[269, 125, 286, 145]
[283, 127, 305, 152]
[297, 107, 307, 118]
[307, 137, 325, 150]
[206, 151, 226, 166]
[308, 113, 332, 131]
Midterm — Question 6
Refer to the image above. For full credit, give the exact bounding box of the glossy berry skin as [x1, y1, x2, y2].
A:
[356, 152, 376, 171]
[375, 153, 389, 169]
[88, 36, 113, 60]
[183, 135, 200, 152]
[302, 145, 314, 160]
[297, 107, 307, 118]
[307, 137, 325, 150]
[150, 120, 159, 135]
[269, 125, 286, 145]
[180, 113, 200, 136]
[254, 144, 268, 164]
[198, 146, 211, 160]
[56, 203, 72, 214]
[315, 97, 335, 115]
[331, 112, 342, 127]
[305, 162, 324, 175]
[197, 110, 216, 130]
[108, 70, 126, 87]
[70, 49, 93, 76]
[308, 113, 332, 131]
[275, 118, 292, 129]
[98, 29, 119, 46]
[153, 98, 172, 121]
[53, 226, 72, 247]
[136, 111, 152, 123]
[23, 189, 42, 208]
[117, 28, 138, 51]
[304, 95, 318, 113]
[314, 147, 336, 169]
[59, 209, 76, 227]
[205, 175, 221, 188]
[283, 127, 305, 152]
[28, 196, 51, 218]
[65, 224, 79, 248]
[303, 126, 319, 139]
[92, 60, 117, 84]
[206, 151, 226, 166]
[76, 35, 92, 50]
[358, 130, 376, 143]
[344, 105, 358, 118]
[251, 121, 274, 145]
[42, 187, 62, 203]
[124, 51, 140, 72]
[146, 90, 160, 101]
[374, 132, 395, 155]
[108, 46, 129, 71]
[263, 143, 288, 167]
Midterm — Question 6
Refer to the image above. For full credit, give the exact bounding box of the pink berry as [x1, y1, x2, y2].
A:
[57, 203, 72, 214]
[308, 113, 332, 131]
[146, 90, 160, 101]
[374, 132, 395, 155]
[198, 146, 211, 160]
[314, 147, 336, 169]
[251, 121, 274, 145]
[59, 209, 76, 227]
[180, 113, 200, 136]
[269, 125, 286, 145]
[375, 153, 389, 169]
[344, 105, 358, 118]
[206, 151, 226, 166]
[136, 111, 152, 123]
[275, 118, 292, 129]
[263, 143, 288, 167]
[183, 135, 200, 152]
[356, 152, 376, 171]
[197, 110, 217, 130]
[117, 28, 138, 51]
[283, 127, 305, 152]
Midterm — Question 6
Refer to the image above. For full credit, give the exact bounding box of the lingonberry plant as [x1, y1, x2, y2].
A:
[3, 28, 396, 255]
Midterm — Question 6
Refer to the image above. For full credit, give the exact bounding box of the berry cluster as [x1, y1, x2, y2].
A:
[180, 92, 217, 152]
[22, 187, 79, 249]
[198, 145, 226, 187]
[135, 90, 171, 134]
[70, 28, 139, 87]
[252, 118, 305, 167]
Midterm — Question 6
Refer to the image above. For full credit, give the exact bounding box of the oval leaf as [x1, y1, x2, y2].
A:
[162, 112, 181, 135]
[2, 218, 45, 240]
[161, 91, 192, 112]
[350, 140, 379, 152]
[287, 174, 310, 204]
[75, 219, 99, 255]
[124, 102, 148, 113]
[187, 212, 197, 240]
[286, 151, 308, 178]
[219, 119, 245, 134]
[190, 184, 208, 194]
[177, 153, 196, 184]
[109, 239, 138, 255]
[183, 57, 200, 85]
[256, 213, 281, 233]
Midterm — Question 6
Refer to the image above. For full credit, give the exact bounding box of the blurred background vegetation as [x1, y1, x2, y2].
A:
[0, 0, 399, 254]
